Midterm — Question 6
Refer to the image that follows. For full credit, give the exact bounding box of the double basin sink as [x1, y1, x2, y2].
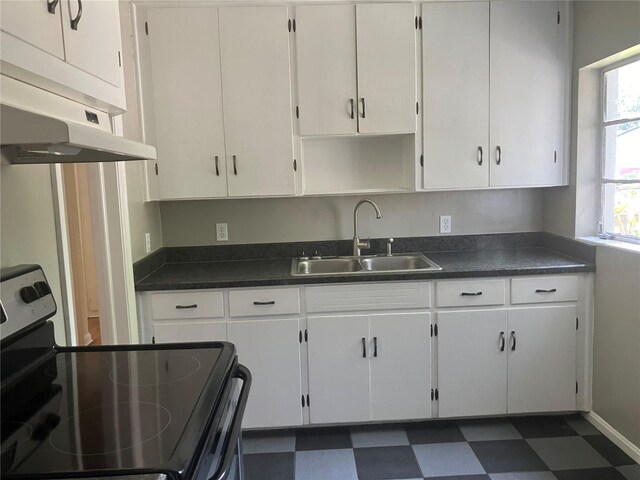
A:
[292, 253, 442, 276]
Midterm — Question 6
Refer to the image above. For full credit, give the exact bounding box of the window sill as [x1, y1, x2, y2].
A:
[577, 236, 640, 255]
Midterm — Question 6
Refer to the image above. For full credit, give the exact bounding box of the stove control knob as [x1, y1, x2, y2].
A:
[20, 285, 39, 304]
[34, 281, 51, 297]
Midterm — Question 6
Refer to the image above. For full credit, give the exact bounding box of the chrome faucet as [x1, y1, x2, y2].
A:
[352, 198, 383, 256]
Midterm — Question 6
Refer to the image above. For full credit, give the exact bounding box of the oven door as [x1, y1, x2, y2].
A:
[193, 364, 251, 480]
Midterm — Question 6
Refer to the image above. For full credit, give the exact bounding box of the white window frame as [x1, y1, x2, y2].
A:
[599, 55, 640, 245]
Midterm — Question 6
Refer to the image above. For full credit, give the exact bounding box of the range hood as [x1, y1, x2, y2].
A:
[1, 76, 156, 164]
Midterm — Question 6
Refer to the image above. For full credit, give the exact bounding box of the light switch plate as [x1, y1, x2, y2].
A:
[216, 223, 229, 242]
[145, 233, 151, 253]
[440, 215, 452, 234]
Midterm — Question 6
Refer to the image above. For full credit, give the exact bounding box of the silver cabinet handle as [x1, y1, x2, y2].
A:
[47, 0, 60, 14]
[362, 337, 367, 358]
[349, 98, 355, 119]
[70, 0, 83, 30]
[214, 155, 220, 176]
[510, 331, 516, 351]
[360, 98, 366, 118]
[496, 145, 502, 165]
[477, 146, 483, 165]
[232, 155, 238, 175]
[499, 331, 505, 352]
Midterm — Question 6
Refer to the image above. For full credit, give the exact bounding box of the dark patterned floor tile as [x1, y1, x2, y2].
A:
[354, 445, 422, 480]
[553, 467, 627, 479]
[584, 435, 637, 466]
[510, 416, 578, 439]
[295, 426, 352, 451]
[244, 451, 295, 480]
[470, 440, 547, 473]
[405, 420, 466, 444]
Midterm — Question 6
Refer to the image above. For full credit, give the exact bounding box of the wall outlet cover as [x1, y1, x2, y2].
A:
[145, 233, 151, 253]
[440, 215, 452, 234]
[216, 223, 229, 242]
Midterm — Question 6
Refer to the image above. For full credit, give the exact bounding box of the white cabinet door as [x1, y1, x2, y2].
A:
[147, 8, 227, 200]
[227, 318, 303, 428]
[507, 306, 577, 414]
[0, 0, 64, 59]
[295, 5, 358, 135]
[61, 0, 122, 87]
[219, 7, 295, 197]
[356, 3, 417, 134]
[437, 309, 508, 418]
[153, 321, 227, 344]
[490, 1, 562, 187]
[307, 315, 370, 424]
[370, 312, 431, 421]
[422, 2, 490, 189]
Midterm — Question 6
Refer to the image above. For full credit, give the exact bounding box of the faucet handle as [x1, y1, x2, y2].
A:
[299, 251, 309, 260]
[386, 238, 394, 256]
[311, 250, 321, 260]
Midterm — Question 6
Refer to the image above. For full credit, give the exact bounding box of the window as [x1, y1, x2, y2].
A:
[600, 57, 640, 243]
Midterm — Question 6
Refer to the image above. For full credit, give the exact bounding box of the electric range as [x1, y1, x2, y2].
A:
[1, 264, 251, 480]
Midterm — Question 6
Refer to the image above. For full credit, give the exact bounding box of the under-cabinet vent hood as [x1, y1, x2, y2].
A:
[0, 76, 156, 164]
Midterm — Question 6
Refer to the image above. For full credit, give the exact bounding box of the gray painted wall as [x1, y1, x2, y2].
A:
[592, 246, 640, 447]
[161, 189, 544, 246]
[0, 165, 67, 345]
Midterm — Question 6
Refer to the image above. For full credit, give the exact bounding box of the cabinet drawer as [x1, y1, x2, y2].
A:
[306, 282, 430, 313]
[151, 291, 224, 320]
[228, 288, 300, 317]
[511, 275, 578, 304]
[436, 279, 506, 307]
[153, 321, 227, 343]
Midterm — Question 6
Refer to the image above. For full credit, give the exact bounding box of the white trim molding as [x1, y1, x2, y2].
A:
[583, 411, 640, 464]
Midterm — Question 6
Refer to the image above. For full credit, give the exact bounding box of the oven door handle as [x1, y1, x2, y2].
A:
[209, 364, 252, 480]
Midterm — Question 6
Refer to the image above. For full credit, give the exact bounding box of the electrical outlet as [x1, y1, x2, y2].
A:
[439, 215, 452, 234]
[216, 223, 229, 242]
[145, 233, 151, 253]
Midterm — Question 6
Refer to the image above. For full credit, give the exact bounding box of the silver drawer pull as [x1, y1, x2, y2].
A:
[175, 304, 198, 309]
[253, 301, 275, 306]
[535, 288, 557, 293]
[461, 291, 483, 296]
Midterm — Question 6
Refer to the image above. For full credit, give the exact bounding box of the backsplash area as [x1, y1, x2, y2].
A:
[160, 189, 545, 246]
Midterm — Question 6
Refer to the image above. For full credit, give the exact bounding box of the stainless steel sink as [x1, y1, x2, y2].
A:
[360, 254, 441, 272]
[291, 253, 442, 276]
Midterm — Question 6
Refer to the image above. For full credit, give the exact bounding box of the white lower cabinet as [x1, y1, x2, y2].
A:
[307, 312, 431, 424]
[227, 318, 303, 428]
[437, 305, 577, 417]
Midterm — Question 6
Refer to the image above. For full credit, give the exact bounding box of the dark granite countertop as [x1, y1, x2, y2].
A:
[135, 246, 594, 291]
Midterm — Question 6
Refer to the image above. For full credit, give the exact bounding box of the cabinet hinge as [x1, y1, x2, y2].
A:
[306, 394, 310, 406]
[430, 324, 433, 337]
[576, 381, 579, 394]
[118, 51, 121, 67]
[154, 162, 159, 176]
[554, 150, 558, 163]
[434, 324, 438, 337]
[420, 154, 424, 168]
[416, 102, 419, 115]
[301, 394, 305, 407]
[435, 388, 439, 401]
[295, 106, 299, 119]
[299, 330, 302, 343]
[145, 21, 149, 35]
[152, 336, 156, 344]
[430, 388, 434, 401]
[293, 158, 297, 172]
[576, 317, 579, 330]
[557, 11, 560, 25]
[304, 328, 308, 342]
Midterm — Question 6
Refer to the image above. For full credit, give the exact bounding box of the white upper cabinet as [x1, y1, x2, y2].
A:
[147, 8, 228, 200]
[295, 5, 358, 136]
[0, 0, 65, 59]
[219, 6, 296, 197]
[422, 2, 490, 189]
[356, 3, 417, 134]
[489, 1, 563, 187]
[294, 3, 416, 136]
[61, 0, 122, 87]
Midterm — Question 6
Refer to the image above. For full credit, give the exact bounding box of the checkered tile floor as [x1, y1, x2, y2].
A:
[242, 415, 639, 480]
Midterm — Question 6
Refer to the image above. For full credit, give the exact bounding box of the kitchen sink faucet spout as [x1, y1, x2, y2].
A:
[353, 198, 383, 256]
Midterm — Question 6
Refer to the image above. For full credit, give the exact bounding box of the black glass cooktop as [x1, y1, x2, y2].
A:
[1, 343, 235, 479]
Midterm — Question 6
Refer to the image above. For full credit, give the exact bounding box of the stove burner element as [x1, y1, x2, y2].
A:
[110, 352, 202, 387]
[49, 402, 171, 456]
[1, 422, 33, 453]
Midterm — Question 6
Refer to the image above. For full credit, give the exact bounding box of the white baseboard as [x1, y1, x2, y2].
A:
[583, 411, 640, 464]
